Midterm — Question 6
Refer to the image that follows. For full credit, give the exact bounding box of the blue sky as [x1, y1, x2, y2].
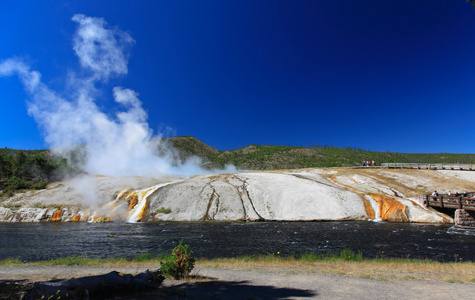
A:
[1, 0, 475, 154]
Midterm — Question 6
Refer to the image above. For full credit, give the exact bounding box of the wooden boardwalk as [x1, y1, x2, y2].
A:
[381, 163, 475, 170]
[419, 193, 475, 212]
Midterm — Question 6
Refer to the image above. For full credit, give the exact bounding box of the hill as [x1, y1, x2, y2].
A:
[2, 137, 475, 194]
[165, 136, 220, 159]
[166, 137, 475, 170]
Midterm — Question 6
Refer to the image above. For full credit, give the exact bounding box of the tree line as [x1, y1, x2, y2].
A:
[0, 149, 71, 196]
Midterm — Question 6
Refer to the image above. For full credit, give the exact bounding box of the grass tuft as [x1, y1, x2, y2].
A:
[133, 253, 155, 262]
[297, 249, 363, 262]
[359, 273, 372, 279]
[443, 277, 464, 283]
[42, 255, 104, 266]
[0, 258, 22, 266]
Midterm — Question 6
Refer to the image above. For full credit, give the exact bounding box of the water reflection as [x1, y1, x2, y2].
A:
[0, 221, 473, 262]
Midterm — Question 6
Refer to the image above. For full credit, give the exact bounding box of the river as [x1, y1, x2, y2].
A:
[0, 221, 474, 262]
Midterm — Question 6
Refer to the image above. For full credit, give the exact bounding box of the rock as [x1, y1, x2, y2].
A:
[12, 208, 47, 222]
[0, 169, 464, 223]
[146, 172, 370, 221]
[369, 194, 408, 222]
[51, 209, 63, 222]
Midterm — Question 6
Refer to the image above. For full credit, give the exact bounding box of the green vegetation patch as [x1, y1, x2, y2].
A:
[156, 207, 172, 214]
[0, 148, 85, 196]
[0, 258, 23, 266]
[1, 248, 475, 283]
[160, 240, 195, 279]
[167, 137, 475, 170]
[3, 137, 475, 196]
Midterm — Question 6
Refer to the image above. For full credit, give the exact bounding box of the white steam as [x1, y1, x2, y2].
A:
[71, 175, 100, 208]
[71, 14, 133, 80]
[0, 14, 211, 177]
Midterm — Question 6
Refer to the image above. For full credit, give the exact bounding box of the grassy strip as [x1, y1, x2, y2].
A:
[0, 258, 23, 266]
[1, 250, 474, 283]
[199, 252, 475, 283]
[0, 253, 169, 267]
[35, 253, 173, 267]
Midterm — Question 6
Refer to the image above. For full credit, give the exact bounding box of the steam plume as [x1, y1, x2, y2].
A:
[0, 14, 207, 176]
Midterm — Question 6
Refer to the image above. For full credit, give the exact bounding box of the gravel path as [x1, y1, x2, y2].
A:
[1, 265, 474, 299]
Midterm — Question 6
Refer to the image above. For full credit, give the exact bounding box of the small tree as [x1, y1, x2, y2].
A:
[11, 151, 27, 178]
[160, 240, 195, 279]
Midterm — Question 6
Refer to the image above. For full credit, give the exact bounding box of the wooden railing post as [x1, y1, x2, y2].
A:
[458, 197, 463, 210]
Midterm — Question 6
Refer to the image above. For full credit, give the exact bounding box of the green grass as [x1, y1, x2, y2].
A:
[0, 253, 171, 267]
[0, 258, 23, 266]
[133, 253, 169, 262]
[299, 249, 364, 262]
[33, 253, 173, 267]
[156, 207, 172, 214]
[39, 255, 128, 266]
[0, 249, 468, 267]
[1, 250, 475, 283]
[236, 249, 364, 263]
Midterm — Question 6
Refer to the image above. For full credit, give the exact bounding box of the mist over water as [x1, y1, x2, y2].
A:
[0, 14, 213, 177]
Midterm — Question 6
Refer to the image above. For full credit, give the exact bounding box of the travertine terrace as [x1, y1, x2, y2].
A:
[1, 168, 470, 223]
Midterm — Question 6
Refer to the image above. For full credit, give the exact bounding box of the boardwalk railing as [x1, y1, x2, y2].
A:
[419, 193, 475, 211]
[381, 163, 475, 170]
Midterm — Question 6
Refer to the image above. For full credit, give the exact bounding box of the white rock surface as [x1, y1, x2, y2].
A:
[149, 172, 367, 221]
[0, 168, 467, 223]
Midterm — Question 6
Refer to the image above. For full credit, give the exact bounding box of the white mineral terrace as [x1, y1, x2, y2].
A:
[1, 168, 473, 223]
[127, 180, 184, 223]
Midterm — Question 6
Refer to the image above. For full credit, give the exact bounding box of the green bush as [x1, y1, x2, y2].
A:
[31, 181, 48, 190]
[6, 176, 31, 190]
[160, 240, 195, 279]
[156, 207, 172, 214]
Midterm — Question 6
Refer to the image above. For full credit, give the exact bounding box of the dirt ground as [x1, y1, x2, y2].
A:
[1, 265, 474, 299]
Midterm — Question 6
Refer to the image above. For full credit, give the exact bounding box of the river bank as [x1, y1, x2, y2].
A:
[1, 259, 474, 299]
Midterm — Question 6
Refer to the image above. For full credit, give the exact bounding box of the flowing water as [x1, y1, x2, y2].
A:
[0, 221, 474, 262]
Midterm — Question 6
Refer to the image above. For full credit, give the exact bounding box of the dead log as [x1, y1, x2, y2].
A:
[21, 269, 164, 300]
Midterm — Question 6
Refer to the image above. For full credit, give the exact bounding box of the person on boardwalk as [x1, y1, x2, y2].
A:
[432, 191, 438, 196]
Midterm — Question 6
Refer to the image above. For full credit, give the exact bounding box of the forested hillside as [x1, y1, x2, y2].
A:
[0, 149, 71, 196]
[2, 136, 475, 195]
[166, 136, 475, 170]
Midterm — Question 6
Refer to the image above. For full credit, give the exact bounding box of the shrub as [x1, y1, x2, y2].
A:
[31, 181, 48, 190]
[160, 240, 195, 279]
[6, 176, 31, 190]
[156, 207, 172, 214]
